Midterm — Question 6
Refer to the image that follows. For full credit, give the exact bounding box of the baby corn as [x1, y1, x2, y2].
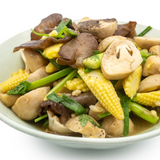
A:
[46, 62, 59, 73]
[0, 73, 29, 93]
[65, 78, 90, 92]
[135, 90, 160, 107]
[78, 68, 124, 120]
[123, 65, 142, 99]
[43, 43, 63, 59]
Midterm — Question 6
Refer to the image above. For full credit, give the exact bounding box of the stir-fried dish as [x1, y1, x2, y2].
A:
[1, 13, 160, 138]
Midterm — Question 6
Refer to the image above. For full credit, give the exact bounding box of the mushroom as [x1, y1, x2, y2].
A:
[65, 115, 105, 138]
[134, 37, 160, 50]
[47, 110, 73, 134]
[142, 55, 160, 76]
[101, 115, 134, 137]
[0, 90, 21, 107]
[98, 35, 127, 52]
[114, 21, 137, 38]
[12, 86, 50, 121]
[77, 18, 117, 41]
[57, 33, 98, 68]
[27, 66, 50, 83]
[101, 39, 143, 80]
[31, 13, 62, 40]
[89, 101, 107, 121]
[21, 48, 48, 73]
[138, 74, 160, 93]
[149, 45, 160, 56]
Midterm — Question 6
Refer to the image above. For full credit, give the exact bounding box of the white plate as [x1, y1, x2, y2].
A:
[0, 22, 160, 149]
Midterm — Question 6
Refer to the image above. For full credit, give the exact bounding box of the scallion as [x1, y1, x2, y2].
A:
[138, 26, 152, 36]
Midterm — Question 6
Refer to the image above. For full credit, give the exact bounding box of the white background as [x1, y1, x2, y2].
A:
[0, 0, 160, 160]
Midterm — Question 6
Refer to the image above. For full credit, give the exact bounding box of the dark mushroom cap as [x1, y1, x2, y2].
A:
[31, 13, 62, 40]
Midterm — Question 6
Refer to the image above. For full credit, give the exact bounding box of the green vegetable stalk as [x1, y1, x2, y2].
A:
[83, 52, 104, 70]
[137, 26, 152, 36]
[43, 69, 77, 100]
[139, 50, 154, 63]
[31, 18, 77, 39]
[7, 67, 74, 95]
[47, 92, 86, 115]
[128, 101, 159, 124]
[117, 91, 130, 136]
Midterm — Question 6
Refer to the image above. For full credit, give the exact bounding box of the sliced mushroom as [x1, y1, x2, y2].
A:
[22, 48, 48, 73]
[65, 115, 105, 138]
[12, 86, 50, 121]
[57, 33, 98, 68]
[101, 39, 143, 80]
[138, 74, 160, 93]
[98, 35, 127, 52]
[114, 21, 137, 38]
[101, 115, 134, 137]
[142, 55, 160, 76]
[134, 37, 160, 50]
[13, 36, 72, 53]
[21, 51, 30, 74]
[149, 45, 160, 56]
[0, 90, 21, 107]
[27, 66, 50, 83]
[89, 101, 107, 121]
[77, 18, 117, 41]
[47, 110, 73, 134]
[31, 13, 62, 40]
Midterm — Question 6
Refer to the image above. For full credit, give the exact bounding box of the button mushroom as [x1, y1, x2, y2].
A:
[138, 74, 160, 93]
[101, 39, 143, 80]
[98, 35, 127, 52]
[65, 114, 105, 138]
[21, 49, 48, 73]
[89, 101, 107, 121]
[149, 45, 160, 56]
[101, 115, 134, 137]
[12, 86, 50, 121]
[134, 37, 160, 50]
[47, 110, 73, 134]
[142, 55, 160, 76]
[77, 18, 117, 41]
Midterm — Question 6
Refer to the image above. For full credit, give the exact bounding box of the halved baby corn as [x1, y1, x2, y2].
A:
[78, 68, 124, 120]
[135, 90, 160, 107]
[123, 65, 142, 99]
